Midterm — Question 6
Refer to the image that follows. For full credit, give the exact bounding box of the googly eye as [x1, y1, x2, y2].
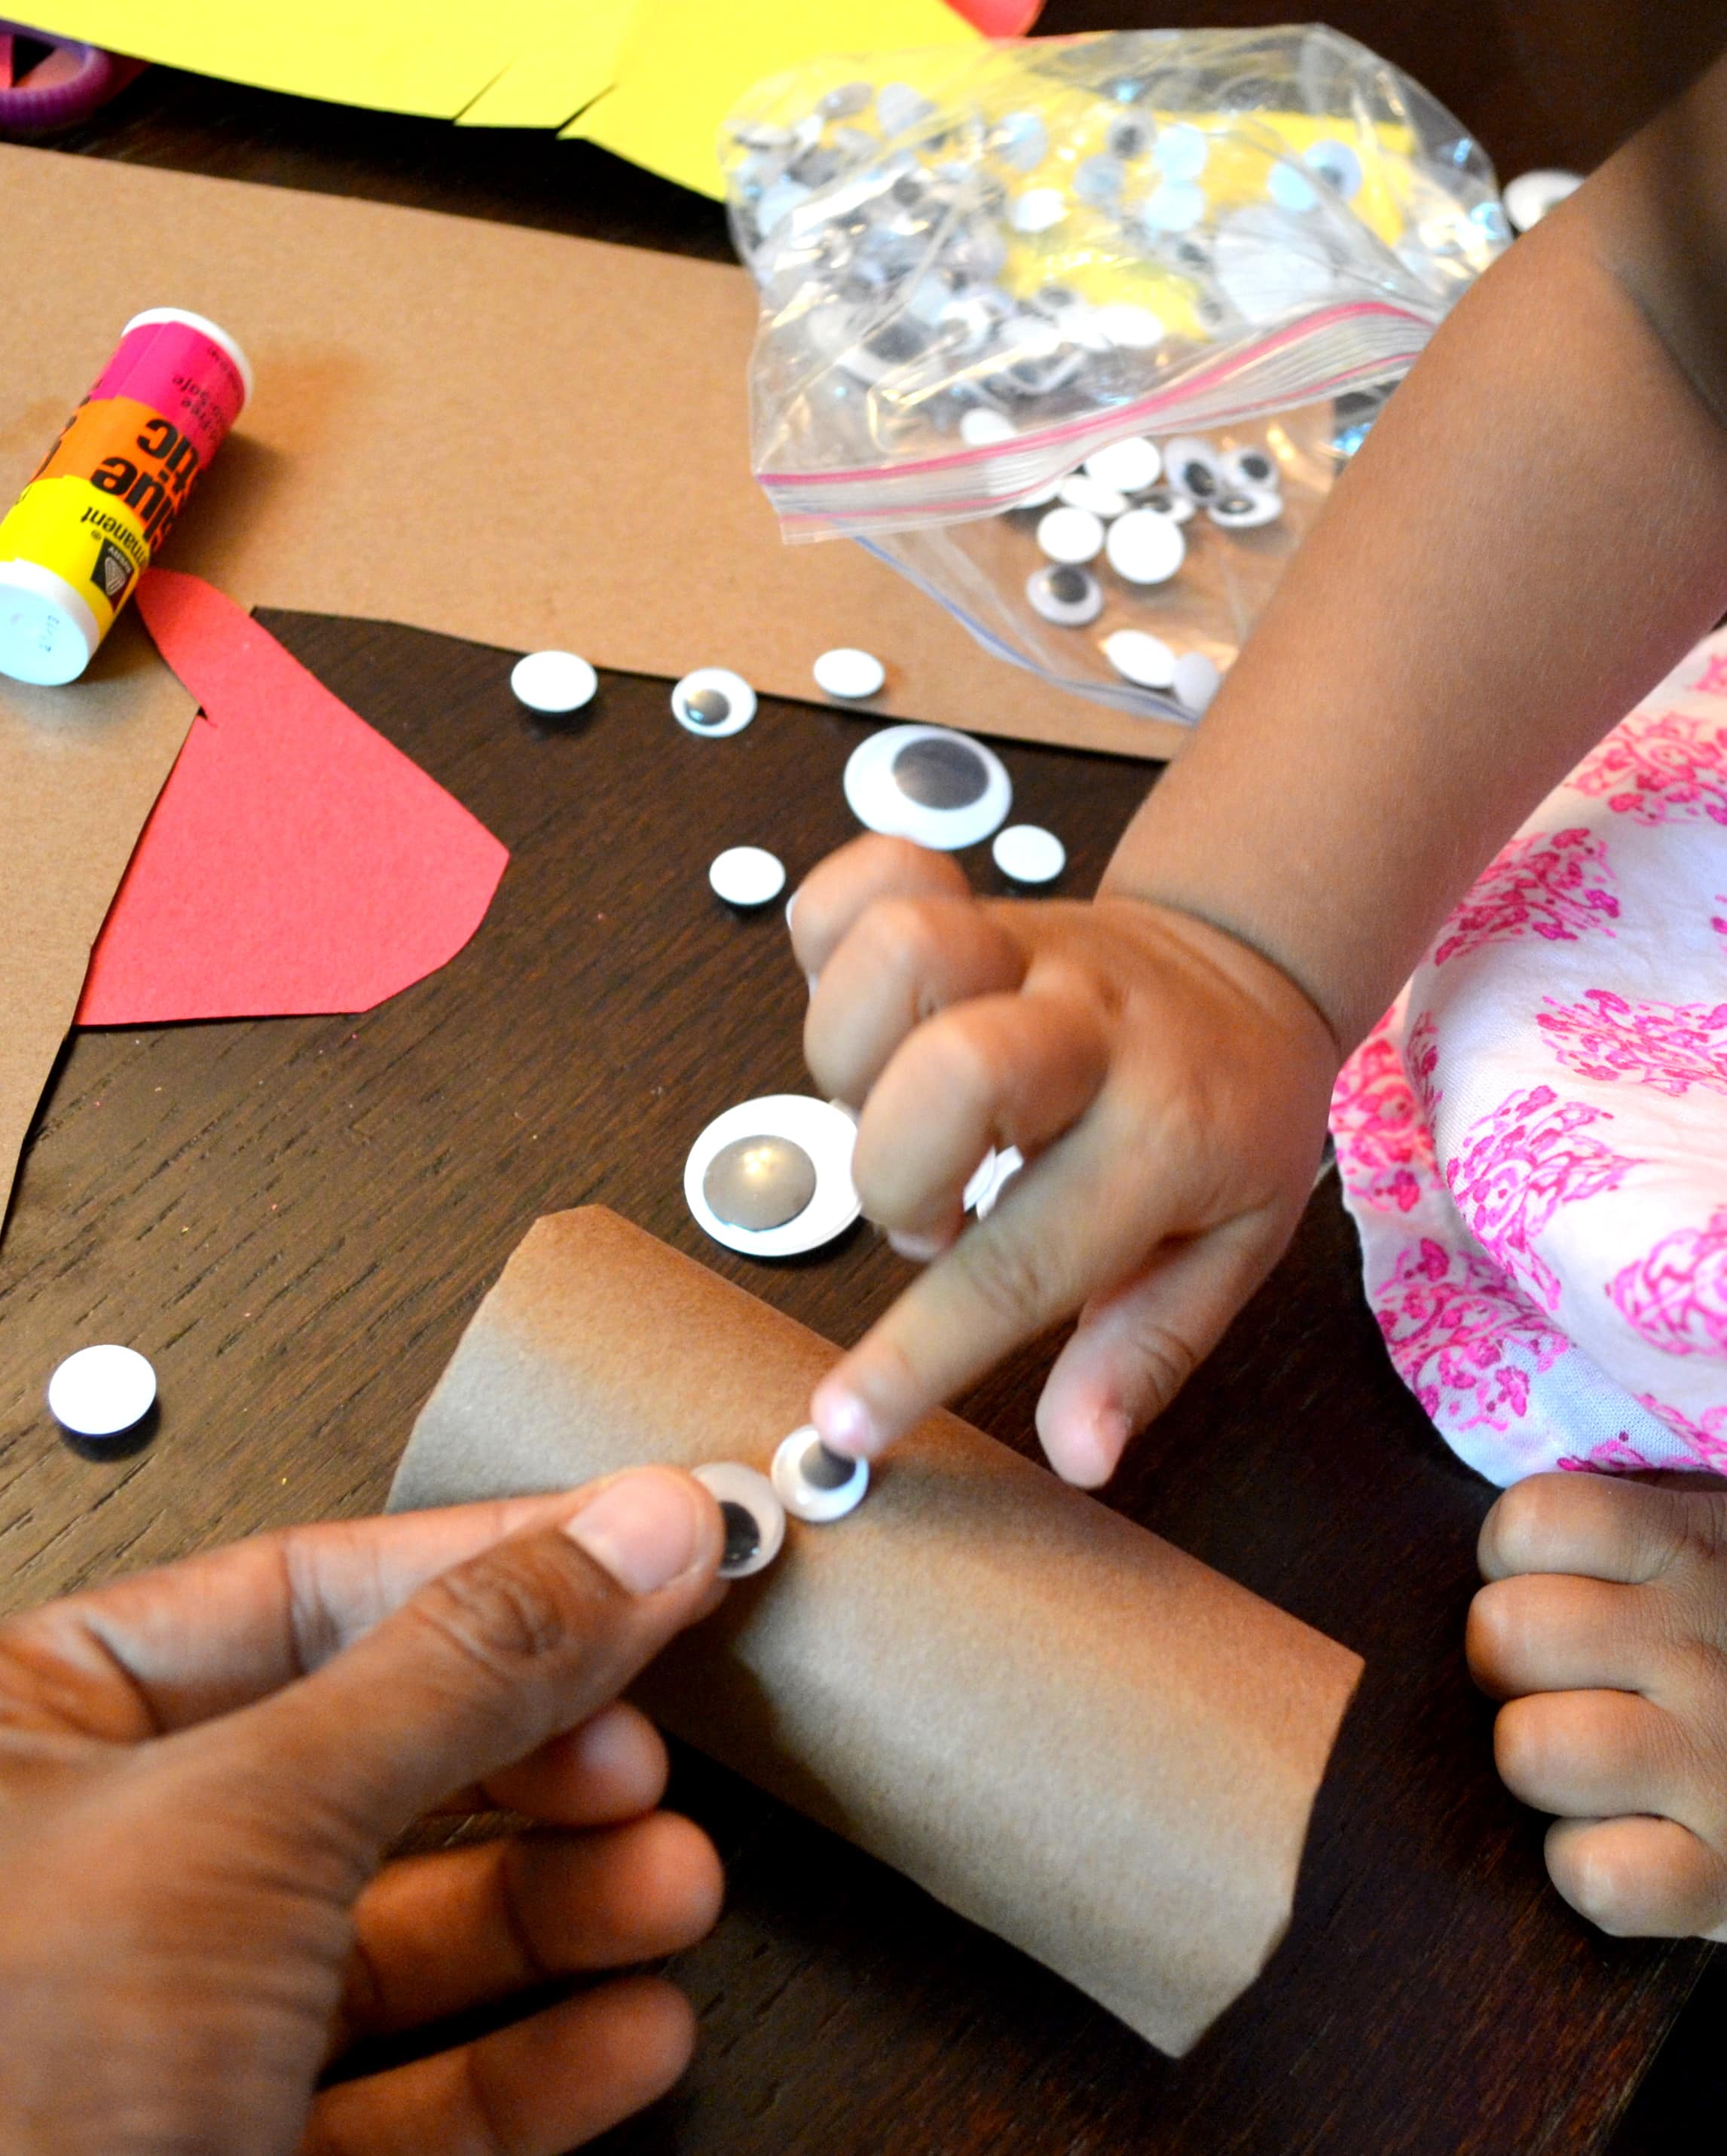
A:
[1267, 161, 1319, 215]
[1304, 138, 1362, 200]
[1084, 436, 1160, 494]
[685, 1095, 860, 1257]
[1102, 628, 1176, 690]
[1501, 168, 1582, 232]
[1035, 506, 1105, 565]
[992, 110, 1047, 170]
[1138, 485, 1194, 524]
[1172, 650, 1222, 714]
[959, 405, 1016, 447]
[1154, 123, 1209, 182]
[1091, 302, 1165, 350]
[709, 846, 786, 908]
[1107, 115, 1152, 161]
[1207, 488, 1282, 531]
[1056, 472, 1129, 520]
[1222, 445, 1279, 491]
[771, 1424, 870, 1523]
[1105, 508, 1185, 586]
[1026, 562, 1103, 627]
[511, 649, 598, 715]
[1074, 154, 1126, 209]
[974, 1145, 1024, 1219]
[673, 668, 757, 737]
[1010, 187, 1068, 234]
[1162, 437, 1225, 501]
[813, 647, 885, 699]
[693, 1462, 787, 1577]
[1139, 180, 1206, 234]
[842, 723, 1012, 851]
[992, 823, 1065, 884]
[47, 1344, 156, 1439]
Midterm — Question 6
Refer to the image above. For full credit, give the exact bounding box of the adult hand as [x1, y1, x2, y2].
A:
[0, 1466, 728, 2154]
[793, 836, 1339, 1485]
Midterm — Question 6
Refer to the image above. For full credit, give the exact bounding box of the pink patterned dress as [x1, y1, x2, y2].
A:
[1330, 635, 1727, 1482]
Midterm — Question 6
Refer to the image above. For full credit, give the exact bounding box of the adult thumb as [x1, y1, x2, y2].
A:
[209, 1466, 724, 1868]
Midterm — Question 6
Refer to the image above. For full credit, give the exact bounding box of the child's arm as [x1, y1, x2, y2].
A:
[794, 52, 1727, 1482]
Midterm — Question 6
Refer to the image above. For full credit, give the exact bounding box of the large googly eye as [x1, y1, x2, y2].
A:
[1222, 445, 1279, 491]
[1026, 563, 1103, 627]
[673, 668, 757, 736]
[1162, 436, 1225, 501]
[685, 1095, 860, 1256]
[1105, 509, 1185, 586]
[842, 723, 1012, 851]
[1084, 436, 1160, 495]
[693, 1462, 787, 1576]
[771, 1424, 870, 1522]
[1207, 488, 1282, 531]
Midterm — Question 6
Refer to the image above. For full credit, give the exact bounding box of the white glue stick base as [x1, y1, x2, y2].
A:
[0, 561, 100, 686]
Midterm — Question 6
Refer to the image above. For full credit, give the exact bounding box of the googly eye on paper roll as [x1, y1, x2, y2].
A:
[1026, 563, 1103, 628]
[1084, 436, 1160, 495]
[692, 1463, 786, 1577]
[1207, 488, 1282, 531]
[685, 1096, 860, 1258]
[1163, 437, 1225, 502]
[1105, 509, 1185, 586]
[842, 723, 1011, 851]
[673, 668, 757, 736]
[1221, 445, 1279, 492]
[772, 1424, 870, 1523]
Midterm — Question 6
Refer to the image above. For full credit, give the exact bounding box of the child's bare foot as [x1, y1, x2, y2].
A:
[1467, 1473, 1727, 1939]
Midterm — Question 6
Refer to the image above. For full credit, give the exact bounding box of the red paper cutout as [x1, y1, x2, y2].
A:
[944, 0, 1044, 32]
[77, 570, 509, 1025]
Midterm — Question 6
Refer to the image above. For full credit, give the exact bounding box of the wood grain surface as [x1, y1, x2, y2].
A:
[5, 4, 1727, 2148]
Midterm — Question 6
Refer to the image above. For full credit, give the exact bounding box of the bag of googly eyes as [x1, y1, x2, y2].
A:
[724, 26, 1509, 726]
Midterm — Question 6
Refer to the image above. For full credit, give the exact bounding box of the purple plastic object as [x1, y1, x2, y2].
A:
[0, 20, 138, 131]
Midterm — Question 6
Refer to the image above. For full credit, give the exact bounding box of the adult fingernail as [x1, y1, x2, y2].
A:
[565, 1469, 706, 1595]
[812, 1380, 880, 1460]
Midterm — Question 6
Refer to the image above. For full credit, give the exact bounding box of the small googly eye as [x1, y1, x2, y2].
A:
[1035, 506, 1105, 565]
[1222, 445, 1278, 491]
[1057, 472, 1128, 520]
[1105, 508, 1185, 586]
[1026, 563, 1103, 627]
[686, 1095, 860, 1256]
[1083, 436, 1160, 495]
[1304, 138, 1363, 200]
[694, 1462, 787, 1576]
[1172, 650, 1222, 714]
[673, 668, 757, 736]
[1107, 116, 1152, 161]
[1162, 436, 1225, 501]
[1139, 485, 1194, 524]
[1102, 628, 1176, 690]
[844, 723, 1010, 852]
[772, 1424, 870, 1523]
[1207, 488, 1282, 531]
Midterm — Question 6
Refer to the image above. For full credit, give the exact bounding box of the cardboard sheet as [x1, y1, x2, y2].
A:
[0, 615, 194, 1227]
[390, 1207, 1362, 2054]
[0, 145, 1184, 763]
[76, 573, 509, 1025]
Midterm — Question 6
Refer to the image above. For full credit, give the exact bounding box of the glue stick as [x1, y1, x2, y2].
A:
[0, 309, 251, 687]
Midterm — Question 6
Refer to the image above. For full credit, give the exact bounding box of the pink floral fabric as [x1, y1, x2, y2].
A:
[1330, 635, 1727, 1485]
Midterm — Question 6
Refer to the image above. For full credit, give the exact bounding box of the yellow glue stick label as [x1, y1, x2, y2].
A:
[0, 476, 150, 634]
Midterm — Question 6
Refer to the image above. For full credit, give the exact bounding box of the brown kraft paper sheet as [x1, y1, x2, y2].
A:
[389, 1207, 1363, 2055]
[0, 143, 1188, 765]
[0, 617, 194, 1230]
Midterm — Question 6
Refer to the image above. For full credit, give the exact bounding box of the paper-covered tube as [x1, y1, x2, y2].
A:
[389, 1208, 1362, 2055]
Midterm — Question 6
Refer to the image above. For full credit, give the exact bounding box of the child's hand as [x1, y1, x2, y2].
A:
[790, 836, 1340, 1485]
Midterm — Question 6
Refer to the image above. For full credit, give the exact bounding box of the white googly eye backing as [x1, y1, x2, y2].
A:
[1102, 629, 1176, 690]
[1208, 488, 1282, 531]
[992, 824, 1065, 884]
[511, 649, 598, 714]
[1084, 435, 1160, 494]
[1035, 506, 1105, 565]
[1057, 473, 1128, 520]
[1222, 445, 1279, 491]
[772, 1424, 870, 1522]
[673, 668, 757, 737]
[843, 723, 1011, 852]
[694, 1461, 786, 1576]
[1105, 509, 1184, 586]
[685, 1094, 860, 1257]
[47, 1344, 156, 1438]
[813, 647, 885, 699]
[1026, 563, 1102, 626]
[709, 846, 786, 908]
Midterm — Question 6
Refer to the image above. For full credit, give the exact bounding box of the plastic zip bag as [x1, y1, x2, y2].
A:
[724, 27, 1508, 723]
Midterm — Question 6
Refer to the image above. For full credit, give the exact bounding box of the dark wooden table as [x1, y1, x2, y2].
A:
[4, 6, 1727, 2149]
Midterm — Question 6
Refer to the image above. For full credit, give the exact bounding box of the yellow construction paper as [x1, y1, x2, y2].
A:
[457, 0, 636, 128]
[14, 1, 515, 115]
[568, 0, 981, 198]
